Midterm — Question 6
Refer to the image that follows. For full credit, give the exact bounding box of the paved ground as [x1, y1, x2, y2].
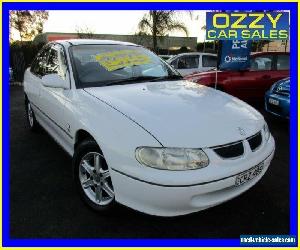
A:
[10, 86, 289, 238]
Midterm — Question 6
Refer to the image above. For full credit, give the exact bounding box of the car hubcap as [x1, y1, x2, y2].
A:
[27, 103, 34, 127]
[79, 152, 114, 206]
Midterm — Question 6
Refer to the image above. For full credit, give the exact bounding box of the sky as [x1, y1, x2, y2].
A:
[42, 10, 207, 42]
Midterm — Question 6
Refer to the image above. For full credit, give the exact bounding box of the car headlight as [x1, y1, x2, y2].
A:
[263, 122, 270, 141]
[135, 147, 209, 171]
[270, 83, 278, 92]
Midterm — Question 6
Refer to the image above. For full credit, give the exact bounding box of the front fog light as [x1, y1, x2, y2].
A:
[263, 122, 270, 141]
[135, 147, 209, 171]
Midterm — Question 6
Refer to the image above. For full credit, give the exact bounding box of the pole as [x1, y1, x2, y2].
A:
[215, 68, 218, 89]
[215, 40, 221, 89]
[284, 40, 287, 52]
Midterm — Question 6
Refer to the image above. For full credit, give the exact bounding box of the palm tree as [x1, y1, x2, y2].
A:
[138, 11, 190, 53]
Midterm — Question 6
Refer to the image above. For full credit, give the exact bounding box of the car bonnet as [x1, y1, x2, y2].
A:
[84, 80, 264, 148]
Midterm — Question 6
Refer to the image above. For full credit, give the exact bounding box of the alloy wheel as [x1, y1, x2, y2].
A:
[78, 152, 114, 206]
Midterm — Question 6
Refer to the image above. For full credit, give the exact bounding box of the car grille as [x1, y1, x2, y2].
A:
[274, 89, 290, 96]
[212, 141, 244, 159]
[267, 103, 282, 115]
[274, 86, 290, 96]
[212, 131, 263, 159]
[247, 131, 262, 151]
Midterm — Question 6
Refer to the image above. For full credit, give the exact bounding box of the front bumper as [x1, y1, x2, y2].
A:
[111, 136, 275, 216]
[265, 91, 290, 119]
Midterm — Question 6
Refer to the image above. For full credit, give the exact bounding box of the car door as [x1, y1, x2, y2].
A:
[274, 53, 290, 80]
[39, 44, 72, 145]
[228, 54, 276, 102]
[173, 55, 200, 76]
[25, 46, 51, 109]
[201, 54, 217, 72]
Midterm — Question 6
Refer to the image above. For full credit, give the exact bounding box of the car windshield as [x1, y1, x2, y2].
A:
[70, 44, 182, 88]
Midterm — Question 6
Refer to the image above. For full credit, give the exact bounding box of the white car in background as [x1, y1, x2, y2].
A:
[23, 39, 275, 216]
[167, 52, 217, 76]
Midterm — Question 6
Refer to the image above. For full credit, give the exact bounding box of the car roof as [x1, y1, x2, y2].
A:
[174, 52, 217, 57]
[55, 39, 138, 47]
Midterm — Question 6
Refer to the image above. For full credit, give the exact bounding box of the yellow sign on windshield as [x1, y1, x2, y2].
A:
[95, 50, 152, 71]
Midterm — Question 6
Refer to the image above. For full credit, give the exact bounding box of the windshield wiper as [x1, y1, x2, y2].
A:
[101, 75, 182, 87]
[102, 76, 158, 87]
[148, 75, 183, 82]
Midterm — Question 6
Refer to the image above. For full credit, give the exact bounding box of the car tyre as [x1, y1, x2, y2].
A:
[73, 139, 116, 212]
[25, 99, 40, 131]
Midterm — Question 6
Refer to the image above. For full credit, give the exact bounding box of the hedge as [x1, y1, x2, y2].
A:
[10, 41, 45, 82]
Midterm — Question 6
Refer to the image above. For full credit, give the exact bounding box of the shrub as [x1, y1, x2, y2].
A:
[10, 41, 45, 82]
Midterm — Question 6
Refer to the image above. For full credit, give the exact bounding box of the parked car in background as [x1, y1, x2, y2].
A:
[167, 52, 217, 76]
[23, 39, 275, 216]
[185, 52, 290, 103]
[159, 55, 174, 61]
[265, 77, 290, 119]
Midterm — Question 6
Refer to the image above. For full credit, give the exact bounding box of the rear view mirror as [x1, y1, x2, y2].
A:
[42, 74, 69, 89]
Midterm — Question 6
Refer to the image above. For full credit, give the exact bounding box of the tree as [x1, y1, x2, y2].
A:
[133, 31, 149, 48]
[75, 25, 95, 39]
[252, 40, 270, 52]
[201, 25, 206, 52]
[9, 10, 49, 42]
[138, 11, 190, 53]
[197, 41, 219, 53]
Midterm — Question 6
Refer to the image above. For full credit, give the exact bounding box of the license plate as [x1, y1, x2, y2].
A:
[235, 162, 264, 186]
[269, 98, 279, 106]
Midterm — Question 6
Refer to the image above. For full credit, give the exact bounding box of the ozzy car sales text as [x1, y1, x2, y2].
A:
[206, 12, 289, 40]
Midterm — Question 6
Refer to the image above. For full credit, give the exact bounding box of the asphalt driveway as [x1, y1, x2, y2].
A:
[9, 85, 290, 238]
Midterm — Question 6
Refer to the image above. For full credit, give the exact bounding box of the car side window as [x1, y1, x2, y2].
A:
[170, 58, 178, 69]
[45, 45, 68, 79]
[58, 47, 68, 79]
[277, 55, 290, 70]
[177, 55, 199, 69]
[250, 55, 273, 71]
[45, 48, 59, 75]
[31, 47, 50, 77]
[202, 55, 217, 67]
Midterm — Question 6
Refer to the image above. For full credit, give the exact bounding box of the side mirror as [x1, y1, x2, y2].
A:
[42, 74, 69, 89]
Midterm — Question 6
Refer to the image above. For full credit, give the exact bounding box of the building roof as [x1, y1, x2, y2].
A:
[65, 39, 137, 46]
[33, 32, 198, 50]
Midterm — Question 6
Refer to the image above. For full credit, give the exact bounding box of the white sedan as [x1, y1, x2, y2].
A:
[23, 39, 275, 216]
[167, 52, 217, 76]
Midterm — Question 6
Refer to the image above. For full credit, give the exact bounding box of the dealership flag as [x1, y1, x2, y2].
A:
[218, 40, 252, 71]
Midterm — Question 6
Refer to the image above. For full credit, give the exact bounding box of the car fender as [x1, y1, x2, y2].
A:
[71, 89, 162, 178]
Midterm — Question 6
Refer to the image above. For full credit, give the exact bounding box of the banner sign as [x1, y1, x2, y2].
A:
[218, 40, 252, 71]
[206, 12, 289, 40]
[95, 50, 152, 71]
